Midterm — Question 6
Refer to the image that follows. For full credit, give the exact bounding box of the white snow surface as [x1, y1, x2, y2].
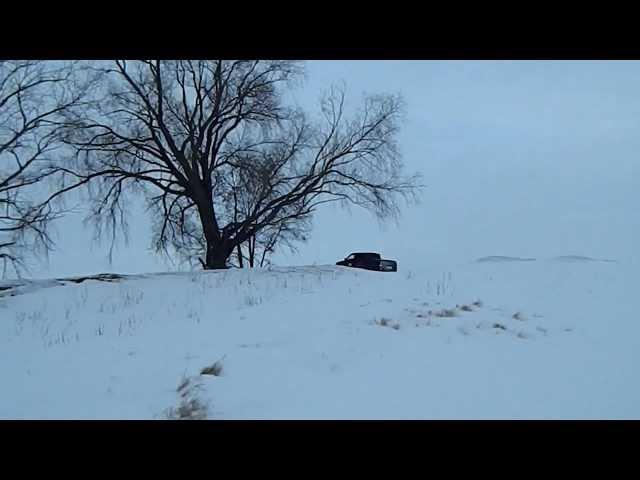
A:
[1, 261, 638, 419]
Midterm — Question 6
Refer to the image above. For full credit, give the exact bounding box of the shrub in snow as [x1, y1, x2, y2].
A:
[201, 361, 224, 377]
[164, 376, 209, 420]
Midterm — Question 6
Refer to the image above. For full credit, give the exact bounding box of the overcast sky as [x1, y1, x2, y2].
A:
[38, 61, 640, 278]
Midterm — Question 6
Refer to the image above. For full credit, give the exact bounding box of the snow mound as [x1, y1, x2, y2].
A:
[552, 255, 617, 263]
[475, 256, 536, 263]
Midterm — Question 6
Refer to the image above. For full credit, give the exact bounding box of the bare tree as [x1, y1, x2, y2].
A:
[222, 158, 312, 268]
[59, 60, 421, 270]
[0, 61, 87, 277]
[230, 218, 311, 269]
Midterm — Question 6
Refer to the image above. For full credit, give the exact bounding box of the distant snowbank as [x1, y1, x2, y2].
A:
[476, 256, 536, 263]
[474, 255, 618, 264]
[551, 255, 617, 263]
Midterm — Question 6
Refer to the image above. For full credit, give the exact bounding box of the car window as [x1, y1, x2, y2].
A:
[346, 254, 355, 260]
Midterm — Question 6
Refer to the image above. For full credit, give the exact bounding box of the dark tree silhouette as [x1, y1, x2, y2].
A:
[0, 61, 87, 276]
[59, 61, 421, 269]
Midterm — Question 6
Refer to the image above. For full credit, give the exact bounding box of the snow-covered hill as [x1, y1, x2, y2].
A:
[1, 259, 638, 419]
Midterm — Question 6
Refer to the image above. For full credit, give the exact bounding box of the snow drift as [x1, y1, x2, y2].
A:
[1, 260, 638, 419]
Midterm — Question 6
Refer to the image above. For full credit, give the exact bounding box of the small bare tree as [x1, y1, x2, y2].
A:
[59, 60, 421, 270]
[0, 61, 87, 277]
[231, 218, 311, 269]
[222, 160, 312, 268]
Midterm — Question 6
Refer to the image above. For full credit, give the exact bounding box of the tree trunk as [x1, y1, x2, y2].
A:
[203, 244, 231, 269]
[196, 196, 232, 270]
[236, 242, 244, 268]
[248, 236, 256, 268]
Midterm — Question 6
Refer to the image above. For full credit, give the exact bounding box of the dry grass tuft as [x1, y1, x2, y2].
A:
[165, 376, 209, 420]
[434, 308, 458, 318]
[374, 317, 400, 330]
[200, 356, 225, 377]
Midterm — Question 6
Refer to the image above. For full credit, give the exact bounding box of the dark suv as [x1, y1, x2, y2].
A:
[336, 252, 398, 272]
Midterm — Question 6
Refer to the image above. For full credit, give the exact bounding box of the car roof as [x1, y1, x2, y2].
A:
[350, 252, 380, 257]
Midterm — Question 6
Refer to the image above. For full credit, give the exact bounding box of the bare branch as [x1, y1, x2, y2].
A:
[0, 60, 91, 276]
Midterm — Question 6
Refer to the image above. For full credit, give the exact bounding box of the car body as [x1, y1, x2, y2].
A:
[336, 252, 398, 272]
